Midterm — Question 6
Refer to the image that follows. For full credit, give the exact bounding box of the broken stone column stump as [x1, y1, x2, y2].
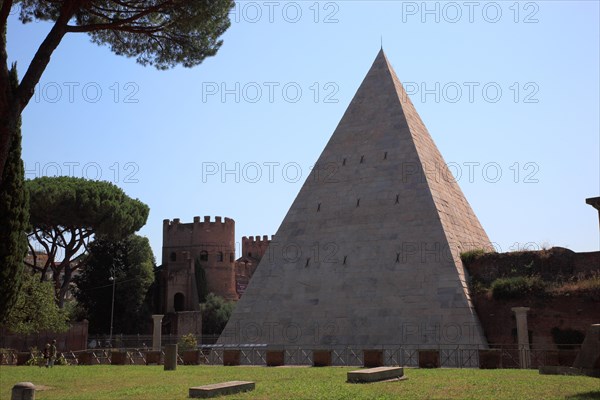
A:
[11, 382, 35, 400]
[164, 344, 177, 371]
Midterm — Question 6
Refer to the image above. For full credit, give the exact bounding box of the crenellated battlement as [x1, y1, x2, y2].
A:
[162, 215, 236, 263]
[242, 235, 275, 243]
[241, 235, 273, 260]
[163, 216, 235, 230]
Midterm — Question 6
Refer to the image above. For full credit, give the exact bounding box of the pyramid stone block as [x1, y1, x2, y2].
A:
[219, 50, 491, 347]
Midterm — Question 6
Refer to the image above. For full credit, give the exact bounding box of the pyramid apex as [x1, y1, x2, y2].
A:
[369, 47, 395, 77]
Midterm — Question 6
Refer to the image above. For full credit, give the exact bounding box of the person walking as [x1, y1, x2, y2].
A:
[47, 340, 57, 367]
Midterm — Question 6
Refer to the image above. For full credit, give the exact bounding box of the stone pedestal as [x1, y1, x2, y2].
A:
[16, 353, 30, 366]
[183, 350, 202, 365]
[313, 350, 332, 367]
[11, 382, 35, 400]
[266, 351, 284, 367]
[111, 351, 129, 365]
[164, 344, 177, 371]
[478, 349, 502, 369]
[77, 352, 94, 366]
[512, 307, 531, 369]
[145, 351, 162, 365]
[223, 350, 241, 366]
[363, 350, 383, 368]
[418, 350, 440, 368]
[152, 315, 163, 351]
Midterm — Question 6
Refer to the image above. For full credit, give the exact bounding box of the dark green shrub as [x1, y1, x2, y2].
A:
[201, 293, 235, 335]
[460, 249, 488, 266]
[24, 349, 38, 366]
[178, 333, 198, 352]
[491, 276, 547, 300]
[24, 347, 68, 366]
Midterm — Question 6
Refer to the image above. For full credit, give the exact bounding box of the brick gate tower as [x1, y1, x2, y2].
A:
[160, 216, 238, 316]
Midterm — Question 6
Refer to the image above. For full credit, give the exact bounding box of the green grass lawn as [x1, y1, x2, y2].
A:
[0, 365, 598, 400]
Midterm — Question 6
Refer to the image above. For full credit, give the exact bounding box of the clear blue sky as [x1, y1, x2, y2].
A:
[9, 1, 600, 260]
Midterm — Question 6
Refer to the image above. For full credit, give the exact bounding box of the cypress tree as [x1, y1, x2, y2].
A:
[0, 64, 29, 323]
[194, 258, 209, 304]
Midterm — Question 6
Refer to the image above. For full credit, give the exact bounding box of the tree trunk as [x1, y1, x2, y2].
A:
[58, 264, 74, 309]
[0, 2, 74, 182]
[0, 66, 28, 323]
[0, 70, 19, 189]
[0, 112, 16, 186]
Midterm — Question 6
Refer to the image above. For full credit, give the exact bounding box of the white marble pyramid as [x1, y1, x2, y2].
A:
[219, 49, 491, 347]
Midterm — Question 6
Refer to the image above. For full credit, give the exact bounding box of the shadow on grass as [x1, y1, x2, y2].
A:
[565, 391, 600, 400]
